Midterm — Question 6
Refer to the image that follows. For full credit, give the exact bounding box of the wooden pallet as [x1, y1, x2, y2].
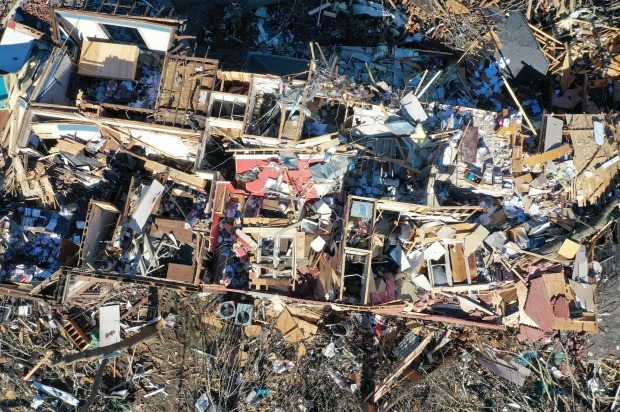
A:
[63, 320, 91, 350]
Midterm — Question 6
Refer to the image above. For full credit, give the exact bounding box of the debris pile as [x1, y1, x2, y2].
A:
[0, 0, 619, 410]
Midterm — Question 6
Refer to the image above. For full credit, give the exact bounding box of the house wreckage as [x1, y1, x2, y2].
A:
[0, 0, 619, 410]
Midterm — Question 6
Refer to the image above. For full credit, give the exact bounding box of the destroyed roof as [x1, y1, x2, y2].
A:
[495, 11, 549, 83]
[0, 0, 620, 409]
[48, 0, 180, 20]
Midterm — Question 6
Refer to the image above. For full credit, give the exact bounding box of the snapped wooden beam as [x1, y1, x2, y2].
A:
[365, 334, 434, 404]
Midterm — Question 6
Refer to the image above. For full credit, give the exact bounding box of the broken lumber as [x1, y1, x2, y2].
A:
[525, 144, 572, 167]
[501, 75, 537, 134]
[366, 333, 434, 403]
[21, 350, 53, 381]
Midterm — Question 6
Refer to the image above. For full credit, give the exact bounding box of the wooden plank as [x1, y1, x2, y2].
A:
[449, 243, 467, 283]
[308, 2, 331, 15]
[21, 350, 53, 381]
[242, 217, 290, 226]
[431, 284, 492, 294]
[445, 0, 470, 14]
[528, 24, 564, 46]
[526, 144, 572, 166]
[143, 159, 207, 191]
[501, 76, 537, 134]
[552, 317, 597, 332]
[513, 173, 533, 196]
[250, 271, 292, 290]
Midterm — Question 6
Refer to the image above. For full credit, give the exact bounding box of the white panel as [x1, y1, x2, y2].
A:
[208, 118, 243, 129]
[99, 305, 121, 348]
[59, 15, 108, 41]
[137, 27, 173, 52]
[128, 128, 198, 160]
[0, 24, 35, 73]
[128, 180, 164, 233]
[57, 11, 173, 53]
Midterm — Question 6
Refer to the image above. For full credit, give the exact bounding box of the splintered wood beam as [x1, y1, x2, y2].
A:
[366, 334, 434, 403]
[528, 23, 564, 46]
[526, 0, 533, 20]
[456, 40, 478, 64]
[21, 350, 54, 381]
[501, 76, 537, 134]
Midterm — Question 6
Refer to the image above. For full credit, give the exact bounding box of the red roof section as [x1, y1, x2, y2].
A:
[524, 277, 554, 333]
[518, 324, 546, 343]
[236, 158, 321, 200]
[553, 296, 570, 319]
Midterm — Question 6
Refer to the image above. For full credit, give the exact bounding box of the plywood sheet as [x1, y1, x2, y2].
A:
[552, 317, 598, 332]
[150, 218, 194, 244]
[276, 308, 305, 343]
[78, 40, 139, 80]
[166, 263, 196, 283]
[566, 114, 620, 206]
[513, 173, 533, 196]
[542, 272, 567, 298]
[463, 224, 489, 256]
[449, 243, 467, 283]
[557, 239, 580, 259]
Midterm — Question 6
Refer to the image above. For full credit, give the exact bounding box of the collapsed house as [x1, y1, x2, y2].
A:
[0, 0, 617, 409]
[0, 5, 603, 335]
